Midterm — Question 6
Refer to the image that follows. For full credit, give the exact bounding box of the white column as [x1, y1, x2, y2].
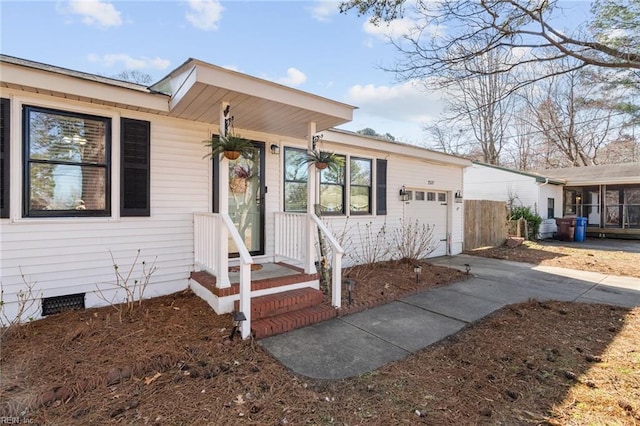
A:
[217, 102, 231, 288]
[305, 121, 318, 274]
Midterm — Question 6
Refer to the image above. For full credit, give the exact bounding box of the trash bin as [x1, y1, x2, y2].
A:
[574, 217, 588, 242]
[555, 217, 576, 242]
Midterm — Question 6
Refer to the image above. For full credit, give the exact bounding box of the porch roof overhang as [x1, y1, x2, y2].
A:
[151, 58, 356, 139]
[539, 163, 640, 187]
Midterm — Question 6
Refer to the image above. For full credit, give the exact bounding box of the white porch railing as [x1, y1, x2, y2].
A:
[310, 213, 344, 308]
[193, 211, 253, 339]
[274, 211, 345, 308]
[274, 212, 306, 263]
[194, 212, 219, 275]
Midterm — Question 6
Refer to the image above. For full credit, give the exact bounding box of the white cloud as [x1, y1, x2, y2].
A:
[363, 17, 418, 40]
[342, 80, 446, 142]
[310, 1, 341, 22]
[186, 0, 223, 31]
[277, 68, 307, 87]
[87, 54, 171, 70]
[65, 0, 122, 29]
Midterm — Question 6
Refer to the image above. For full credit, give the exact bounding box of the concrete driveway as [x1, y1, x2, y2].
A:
[259, 254, 640, 380]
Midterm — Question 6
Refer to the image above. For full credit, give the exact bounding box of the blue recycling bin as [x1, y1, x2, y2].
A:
[574, 217, 588, 242]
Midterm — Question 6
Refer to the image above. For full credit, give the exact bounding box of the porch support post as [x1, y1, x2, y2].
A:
[217, 102, 231, 288]
[304, 121, 318, 275]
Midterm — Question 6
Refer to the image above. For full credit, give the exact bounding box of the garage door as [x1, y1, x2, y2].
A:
[404, 189, 448, 257]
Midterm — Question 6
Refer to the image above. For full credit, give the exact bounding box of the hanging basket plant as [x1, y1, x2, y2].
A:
[203, 134, 254, 160]
[230, 164, 252, 193]
[302, 150, 344, 172]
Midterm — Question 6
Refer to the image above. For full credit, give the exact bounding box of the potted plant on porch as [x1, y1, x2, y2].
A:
[302, 150, 344, 171]
[203, 134, 254, 160]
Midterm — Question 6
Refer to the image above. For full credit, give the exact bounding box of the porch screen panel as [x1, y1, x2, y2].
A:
[605, 189, 621, 227]
[376, 159, 387, 215]
[121, 118, 150, 216]
[0, 98, 9, 218]
[624, 188, 640, 228]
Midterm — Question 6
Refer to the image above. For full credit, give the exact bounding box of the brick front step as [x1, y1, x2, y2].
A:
[234, 287, 325, 320]
[251, 303, 337, 339]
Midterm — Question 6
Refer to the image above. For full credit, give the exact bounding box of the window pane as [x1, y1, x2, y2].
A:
[284, 182, 307, 212]
[350, 186, 370, 213]
[350, 158, 371, 186]
[29, 163, 106, 210]
[25, 107, 110, 217]
[284, 148, 307, 183]
[320, 184, 343, 213]
[320, 155, 345, 184]
[427, 192, 435, 201]
[29, 110, 106, 164]
[415, 191, 425, 201]
[438, 193, 446, 202]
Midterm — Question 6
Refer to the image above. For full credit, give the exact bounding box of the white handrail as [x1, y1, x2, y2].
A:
[310, 213, 344, 308]
[221, 213, 253, 339]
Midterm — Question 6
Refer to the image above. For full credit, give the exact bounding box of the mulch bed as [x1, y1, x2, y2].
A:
[1, 256, 638, 425]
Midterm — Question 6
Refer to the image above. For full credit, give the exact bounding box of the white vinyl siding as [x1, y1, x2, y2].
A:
[0, 90, 468, 322]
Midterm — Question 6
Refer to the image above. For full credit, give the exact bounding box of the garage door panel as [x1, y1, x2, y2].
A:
[404, 190, 448, 257]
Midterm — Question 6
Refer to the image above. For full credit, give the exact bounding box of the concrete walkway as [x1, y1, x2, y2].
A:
[259, 254, 640, 380]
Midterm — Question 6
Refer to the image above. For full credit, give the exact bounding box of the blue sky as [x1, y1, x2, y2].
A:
[1, 0, 591, 144]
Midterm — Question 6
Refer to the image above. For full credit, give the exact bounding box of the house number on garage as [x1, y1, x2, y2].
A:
[427, 180, 435, 185]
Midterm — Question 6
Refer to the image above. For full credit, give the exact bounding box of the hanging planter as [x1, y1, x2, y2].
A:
[202, 134, 254, 160]
[301, 150, 344, 172]
[224, 151, 241, 160]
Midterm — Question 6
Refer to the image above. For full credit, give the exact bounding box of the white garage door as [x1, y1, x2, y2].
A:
[404, 189, 449, 257]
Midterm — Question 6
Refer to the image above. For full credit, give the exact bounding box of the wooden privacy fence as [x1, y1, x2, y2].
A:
[464, 200, 508, 250]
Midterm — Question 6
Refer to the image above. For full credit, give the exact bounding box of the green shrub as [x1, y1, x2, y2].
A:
[509, 206, 543, 240]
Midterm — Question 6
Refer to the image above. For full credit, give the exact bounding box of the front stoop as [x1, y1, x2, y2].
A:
[238, 288, 337, 339]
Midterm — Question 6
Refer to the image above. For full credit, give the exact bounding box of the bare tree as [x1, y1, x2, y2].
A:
[111, 70, 153, 85]
[502, 112, 540, 170]
[340, 0, 640, 90]
[521, 67, 616, 167]
[423, 123, 467, 156]
[426, 40, 517, 164]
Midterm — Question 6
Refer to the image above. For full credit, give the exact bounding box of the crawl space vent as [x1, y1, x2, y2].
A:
[42, 293, 85, 316]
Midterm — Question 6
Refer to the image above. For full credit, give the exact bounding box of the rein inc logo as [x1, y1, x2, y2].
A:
[0, 418, 34, 424]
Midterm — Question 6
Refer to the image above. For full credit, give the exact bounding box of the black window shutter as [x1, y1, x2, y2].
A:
[0, 98, 9, 218]
[376, 159, 387, 215]
[121, 118, 150, 216]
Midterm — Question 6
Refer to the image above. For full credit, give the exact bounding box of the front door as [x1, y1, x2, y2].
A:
[226, 142, 265, 256]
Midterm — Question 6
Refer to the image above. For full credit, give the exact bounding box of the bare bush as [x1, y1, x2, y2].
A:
[0, 268, 41, 339]
[393, 219, 439, 262]
[344, 220, 392, 280]
[96, 249, 158, 323]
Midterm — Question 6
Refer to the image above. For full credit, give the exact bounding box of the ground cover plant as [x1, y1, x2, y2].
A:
[1, 242, 638, 425]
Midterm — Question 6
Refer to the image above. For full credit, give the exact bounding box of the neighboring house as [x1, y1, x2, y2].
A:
[0, 55, 471, 336]
[464, 162, 564, 239]
[539, 163, 640, 240]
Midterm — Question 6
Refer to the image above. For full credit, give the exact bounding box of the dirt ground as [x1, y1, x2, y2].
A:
[466, 238, 640, 278]
[1, 247, 639, 425]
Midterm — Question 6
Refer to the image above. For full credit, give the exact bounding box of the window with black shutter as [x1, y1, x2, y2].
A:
[376, 159, 387, 215]
[0, 98, 9, 218]
[121, 118, 150, 216]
